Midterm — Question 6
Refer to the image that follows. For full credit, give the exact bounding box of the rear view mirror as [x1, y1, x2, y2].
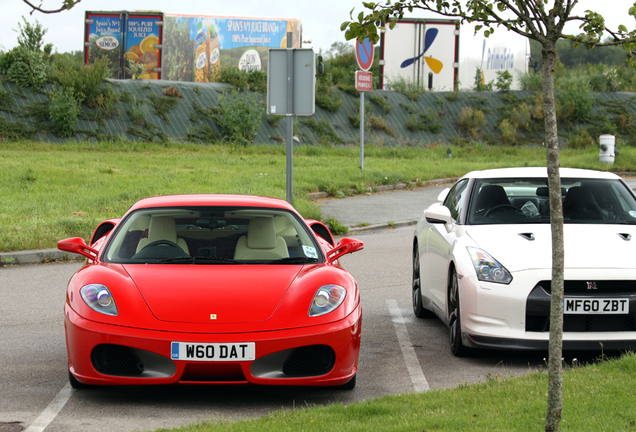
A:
[327, 237, 364, 263]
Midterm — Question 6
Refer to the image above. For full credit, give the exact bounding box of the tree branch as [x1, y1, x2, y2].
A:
[21, 0, 81, 14]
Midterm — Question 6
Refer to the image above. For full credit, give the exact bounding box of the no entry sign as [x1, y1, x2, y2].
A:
[355, 38, 374, 71]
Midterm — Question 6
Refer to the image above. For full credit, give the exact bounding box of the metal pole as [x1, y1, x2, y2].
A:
[360, 92, 364, 170]
[286, 32, 294, 205]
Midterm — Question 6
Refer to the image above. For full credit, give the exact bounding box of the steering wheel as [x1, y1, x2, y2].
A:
[144, 240, 181, 249]
[484, 204, 523, 217]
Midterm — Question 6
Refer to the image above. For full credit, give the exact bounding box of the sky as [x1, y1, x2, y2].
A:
[1, 1, 635, 55]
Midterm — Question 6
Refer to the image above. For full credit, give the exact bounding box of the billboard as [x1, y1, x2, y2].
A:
[381, 19, 458, 91]
[381, 19, 529, 91]
[163, 14, 302, 82]
[84, 11, 163, 79]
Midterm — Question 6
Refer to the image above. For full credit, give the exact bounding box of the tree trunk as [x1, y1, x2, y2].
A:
[542, 40, 564, 432]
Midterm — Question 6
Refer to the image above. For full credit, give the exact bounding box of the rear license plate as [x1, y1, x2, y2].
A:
[563, 298, 629, 314]
[171, 342, 255, 361]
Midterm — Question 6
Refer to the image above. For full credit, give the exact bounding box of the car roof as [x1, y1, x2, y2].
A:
[128, 194, 296, 212]
[462, 167, 621, 180]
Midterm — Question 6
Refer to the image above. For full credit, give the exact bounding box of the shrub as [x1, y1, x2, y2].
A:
[126, 95, 146, 125]
[499, 119, 518, 145]
[369, 94, 392, 114]
[213, 90, 264, 145]
[218, 67, 267, 92]
[52, 56, 109, 106]
[474, 68, 493, 91]
[0, 46, 48, 89]
[567, 128, 595, 149]
[49, 86, 80, 137]
[495, 70, 513, 92]
[16, 17, 48, 52]
[457, 107, 486, 137]
[315, 84, 343, 113]
[511, 103, 532, 130]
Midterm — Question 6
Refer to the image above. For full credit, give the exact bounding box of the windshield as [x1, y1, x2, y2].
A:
[102, 206, 323, 264]
[467, 177, 636, 225]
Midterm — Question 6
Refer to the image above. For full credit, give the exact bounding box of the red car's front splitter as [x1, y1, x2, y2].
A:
[65, 304, 361, 387]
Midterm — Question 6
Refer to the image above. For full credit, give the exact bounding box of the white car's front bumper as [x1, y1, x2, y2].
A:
[458, 268, 636, 351]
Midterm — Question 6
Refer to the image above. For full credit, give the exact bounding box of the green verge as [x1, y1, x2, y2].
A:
[1, 140, 635, 252]
[156, 352, 636, 432]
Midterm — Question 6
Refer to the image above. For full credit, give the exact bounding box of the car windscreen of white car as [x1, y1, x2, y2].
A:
[467, 178, 636, 225]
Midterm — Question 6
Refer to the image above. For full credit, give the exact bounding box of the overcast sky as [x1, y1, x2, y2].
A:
[1, 1, 635, 54]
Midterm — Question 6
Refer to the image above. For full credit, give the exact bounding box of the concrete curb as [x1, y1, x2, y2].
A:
[1, 249, 83, 266]
[306, 178, 458, 200]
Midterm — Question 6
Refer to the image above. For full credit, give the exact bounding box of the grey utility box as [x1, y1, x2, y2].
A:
[267, 48, 315, 116]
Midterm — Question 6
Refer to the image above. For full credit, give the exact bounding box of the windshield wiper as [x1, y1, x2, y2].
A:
[270, 256, 320, 264]
[156, 256, 243, 264]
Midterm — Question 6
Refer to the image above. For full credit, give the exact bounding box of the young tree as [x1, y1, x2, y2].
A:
[342, 2, 636, 431]
[21, 0, 80, 14]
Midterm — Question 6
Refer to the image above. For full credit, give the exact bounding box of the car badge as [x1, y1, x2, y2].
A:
[210, 314, 217, 320]
[586, 282, 597, 290]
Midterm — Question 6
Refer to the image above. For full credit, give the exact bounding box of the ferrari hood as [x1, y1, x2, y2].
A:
[465, 224, 636, 272]
[123, 265, 302, 324]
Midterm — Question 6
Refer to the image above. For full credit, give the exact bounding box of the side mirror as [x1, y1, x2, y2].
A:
[424, 205, 453, 225]
[58, 237, 98, 260]
[327, 237, 364, 263]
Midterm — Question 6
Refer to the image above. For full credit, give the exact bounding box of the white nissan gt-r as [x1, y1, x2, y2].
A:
[413, 167, 636, 356]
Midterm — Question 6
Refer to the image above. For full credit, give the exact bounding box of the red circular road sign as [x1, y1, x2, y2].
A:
[355, 38, 374, 71]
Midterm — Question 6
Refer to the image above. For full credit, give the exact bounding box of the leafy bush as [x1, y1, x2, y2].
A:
[457, 107, 486, 137]
[519, 71, 543, 90]
[369, 94, 392, 114]
[0, 46, 48, 89]
[406, 108, 443, 134]
[52, 56, 109, 106]
[126, 96, 147, 125]
[498, 119, 518, 145]
[49, 86, 80, 137]
[567, 128, 595, 149]
[16, 17, 48, 52]
[511, 103, 532, 130]
[218, 67, 267, 92]
[495, 70, 513, 92]
[302, 118, 342, 145]
[213, 90, 264, 145]
[474, 68, 494, 91]
[315, 85, 343, 113]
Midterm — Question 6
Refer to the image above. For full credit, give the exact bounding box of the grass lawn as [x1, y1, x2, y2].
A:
[1, 140, 635, 252]
[156, 352, 636, 432]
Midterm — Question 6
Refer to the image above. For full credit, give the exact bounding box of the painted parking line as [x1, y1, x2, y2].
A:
[25, 383, 72, 432]
[386, 299, 429, 392]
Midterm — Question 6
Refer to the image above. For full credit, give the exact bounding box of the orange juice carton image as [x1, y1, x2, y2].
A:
[207, 23, 220, 81]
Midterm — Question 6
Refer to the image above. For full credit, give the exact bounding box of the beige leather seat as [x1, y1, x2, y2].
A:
[234, 217, 289, 260]
[136, 216, 189, 255]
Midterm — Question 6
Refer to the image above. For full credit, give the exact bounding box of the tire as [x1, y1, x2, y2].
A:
[412, 244, 434, 318]
[68, 369, 91, 389]
[448, 268, 470, 357]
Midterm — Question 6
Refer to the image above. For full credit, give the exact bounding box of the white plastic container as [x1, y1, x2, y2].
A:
[599, 134, 615, 164]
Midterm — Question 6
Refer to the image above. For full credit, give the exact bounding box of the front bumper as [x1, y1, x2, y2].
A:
[458, 268, 636, 351]
[65, 304, 361, 386]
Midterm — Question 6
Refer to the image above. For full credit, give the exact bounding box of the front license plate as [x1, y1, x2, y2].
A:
[563, 298, 629, 314]
[171, 342, 255, 361]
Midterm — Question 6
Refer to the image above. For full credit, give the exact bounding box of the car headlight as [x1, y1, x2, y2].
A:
[467, 247, 512, 284]
[309, 285, 346, 317]
[80, 284, 118, 316]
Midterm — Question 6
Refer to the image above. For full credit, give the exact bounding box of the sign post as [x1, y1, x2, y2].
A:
[355, 38, 374, 170]
[267, 44, 315, 205]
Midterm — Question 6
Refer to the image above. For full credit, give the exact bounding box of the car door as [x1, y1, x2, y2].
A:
[425, 179, 469, 314]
